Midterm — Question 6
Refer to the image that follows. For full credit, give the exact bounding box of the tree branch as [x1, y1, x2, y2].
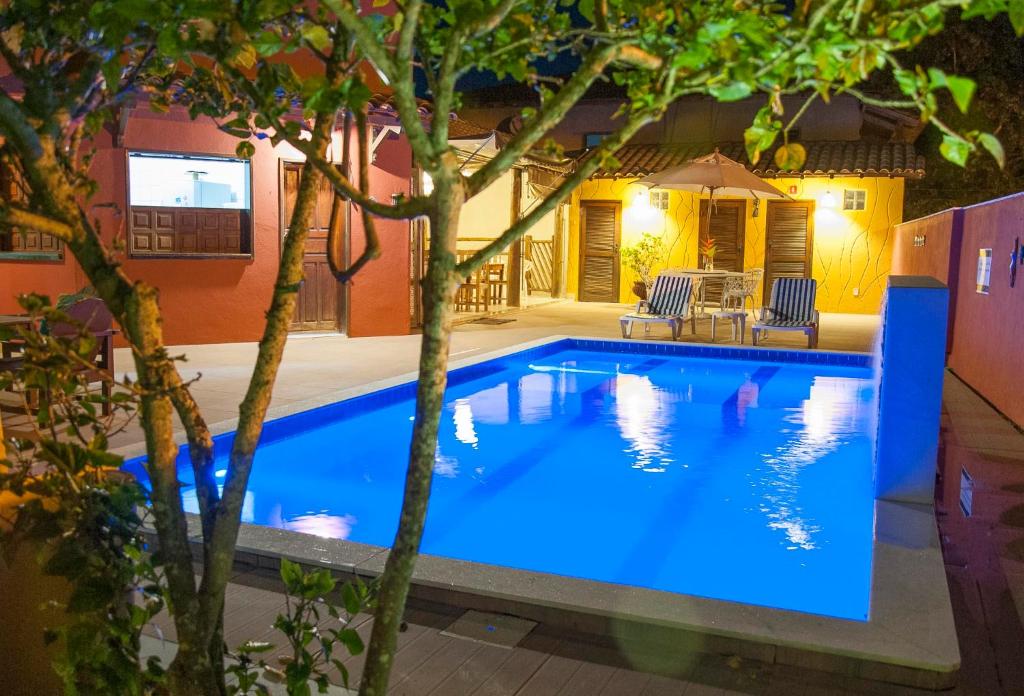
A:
[324, 0, 435, 163]
[329, 107, 381, 282]
[466, 42, 622, 196]
[0, 204, 75, 239]
[195, 108, 335, 638]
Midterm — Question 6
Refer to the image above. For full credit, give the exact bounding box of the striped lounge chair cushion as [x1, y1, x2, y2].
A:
[764, 278, 817, 325]
[646, 274, 693, 316]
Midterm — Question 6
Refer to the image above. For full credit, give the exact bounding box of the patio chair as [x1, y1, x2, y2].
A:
[751, 278, 819, 348]
[719, 274, 745, 311]
[722, 268, 763, 314]
[49, 298, 117, 414]
[619, 273, 696, 341]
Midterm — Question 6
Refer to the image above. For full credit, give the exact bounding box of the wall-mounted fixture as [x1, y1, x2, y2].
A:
[752, 198, 761, 218]
[819, 190, 838, 209]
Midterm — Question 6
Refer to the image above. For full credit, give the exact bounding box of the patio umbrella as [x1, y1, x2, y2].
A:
[635, 148, 788, 199]
[636, 148, 789, 268]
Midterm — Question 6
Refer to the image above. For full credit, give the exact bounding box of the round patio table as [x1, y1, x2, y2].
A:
[665, 268, 745, 315]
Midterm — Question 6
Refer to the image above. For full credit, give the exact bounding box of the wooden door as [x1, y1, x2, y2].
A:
[699, 200, 745, 303]
[764, 200, 814, 300]
[282, 163, 343, 332]
[579, 201, 621, 302]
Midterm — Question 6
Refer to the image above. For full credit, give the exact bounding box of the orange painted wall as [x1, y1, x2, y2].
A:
[891, 208, 963, 353]
[347, 134, 412, 337]
[894, 192, 1024, 427]
[947, 193, 1024, 428]
[892, 208, 963, 285]
[0, 108, 412, 344]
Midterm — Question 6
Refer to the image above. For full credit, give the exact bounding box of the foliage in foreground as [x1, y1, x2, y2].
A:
[0, 300, 373, 695]
[0, 297, 163, 695]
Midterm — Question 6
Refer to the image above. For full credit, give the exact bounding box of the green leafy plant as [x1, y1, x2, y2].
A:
[620, 233, 665, 293]
[0, 295, 164, 695]
[226, 560, 375, 696]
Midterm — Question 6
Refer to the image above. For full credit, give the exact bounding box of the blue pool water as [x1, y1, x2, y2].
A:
[126, 341, 878, 620]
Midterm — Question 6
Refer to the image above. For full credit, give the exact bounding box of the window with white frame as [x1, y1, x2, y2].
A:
[649, 190, 670, 210]
[843, 188, 867, 211]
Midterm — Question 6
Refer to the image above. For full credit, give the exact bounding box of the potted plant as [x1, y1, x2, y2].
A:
[621, 233, 664, 299]
[700, 236, 718, 271]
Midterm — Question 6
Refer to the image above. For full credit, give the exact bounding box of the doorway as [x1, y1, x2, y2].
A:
[699, 199, 746, 304]
[281, 162, 345, 332]
[578, 201, 621, 302]
[763, 200, 814, 300]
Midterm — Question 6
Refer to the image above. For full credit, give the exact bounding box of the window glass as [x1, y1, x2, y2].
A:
[584, 132, 609, 148]
[843, 189, 867, 211]
[128, 152, 251, 210]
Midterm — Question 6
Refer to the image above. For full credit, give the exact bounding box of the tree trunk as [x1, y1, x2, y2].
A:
[359, 163, 463, 696]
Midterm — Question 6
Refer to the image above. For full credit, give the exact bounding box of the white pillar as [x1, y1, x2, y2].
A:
[874, 276, 949, 504]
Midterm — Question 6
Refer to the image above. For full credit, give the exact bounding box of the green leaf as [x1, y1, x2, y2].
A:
[1010, 0, 1024, 35]
[939, 134, 971, 167]
[280, 558, 303, 589]
[337, 628, 364, 656]
[977, 133, 1006, 169]
[254, 30, 284, 57]
[301, 25, 331, 52]
[340, 583, 361, 615]
[235, 141, 256, 159]
[68, 577, 117, 612]
[710, 82, 753, 102]
[946, 76, 976, 114]
[773, 142, 807, 171]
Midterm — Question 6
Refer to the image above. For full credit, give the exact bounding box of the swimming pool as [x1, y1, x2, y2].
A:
[126, 339, 877, 621]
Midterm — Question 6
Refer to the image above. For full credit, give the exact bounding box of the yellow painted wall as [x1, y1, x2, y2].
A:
[459, 169, 514, 237]
[572, 176, 904, 313]
[456, 168, 558, 244]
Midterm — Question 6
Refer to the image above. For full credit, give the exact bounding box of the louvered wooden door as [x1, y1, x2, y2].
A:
[282, 163, 343, 332]
[699, 200, 745, 304]
[764, 201, 814, 299]
[579, 202, 621, 302]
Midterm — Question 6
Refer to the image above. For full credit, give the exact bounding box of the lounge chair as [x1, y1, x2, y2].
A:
[751, 278, 819, 348]
[619, 273, 696, 341]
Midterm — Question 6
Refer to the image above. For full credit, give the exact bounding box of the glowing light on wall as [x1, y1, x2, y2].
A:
[818, 189, 838, 209]
[623, 185, 660, 230]
[421, 171, 434, 195]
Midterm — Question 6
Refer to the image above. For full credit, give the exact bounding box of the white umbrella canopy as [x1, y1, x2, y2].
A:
[636, 149, 789, 199]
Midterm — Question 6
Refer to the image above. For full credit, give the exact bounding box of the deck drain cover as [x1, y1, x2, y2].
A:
[471, 317, 516, 325]
[441, 610, 537, 648]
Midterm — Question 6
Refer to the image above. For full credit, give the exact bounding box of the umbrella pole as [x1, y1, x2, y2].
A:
[704, 186, 716, 271]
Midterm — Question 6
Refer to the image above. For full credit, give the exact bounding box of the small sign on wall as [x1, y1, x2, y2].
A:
[977, 248, 992, 294]
[960, 467, 973, 517]
[913, 233, 926, 247]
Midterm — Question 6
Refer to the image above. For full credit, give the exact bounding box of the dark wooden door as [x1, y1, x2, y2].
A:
[699, 199, 745, 303]
[764, 200, 814, 300]
[282, 163, 342, 332]
[579, 201, 620, 302]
